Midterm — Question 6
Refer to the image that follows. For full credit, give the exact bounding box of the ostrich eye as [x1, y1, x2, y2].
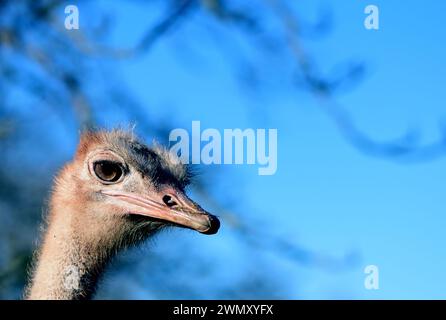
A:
[93, 161, 123, 183]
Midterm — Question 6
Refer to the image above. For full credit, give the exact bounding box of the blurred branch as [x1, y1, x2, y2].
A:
[0, 251, 31, 293]
[318, 98, 446, 162]
[194, 185, 358, 272]
[0, 119, 15, 139]
[1, 20, 94, 128]
[201, 0, 259, 29]
[58, 0, 196, 59]
[269, 0, 446, 162]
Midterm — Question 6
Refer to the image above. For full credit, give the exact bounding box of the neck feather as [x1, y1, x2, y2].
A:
[26, 208, 112, 300]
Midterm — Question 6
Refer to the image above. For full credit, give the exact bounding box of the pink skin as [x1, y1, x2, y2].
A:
[101, 188, 220, 234]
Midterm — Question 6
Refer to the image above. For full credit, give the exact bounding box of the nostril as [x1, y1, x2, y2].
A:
[162, 195, 178, 208]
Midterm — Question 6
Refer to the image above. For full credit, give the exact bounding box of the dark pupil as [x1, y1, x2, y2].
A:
[94, 161, 122, 182]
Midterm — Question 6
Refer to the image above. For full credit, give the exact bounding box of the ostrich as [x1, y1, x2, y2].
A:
[26, 129, 220, 300]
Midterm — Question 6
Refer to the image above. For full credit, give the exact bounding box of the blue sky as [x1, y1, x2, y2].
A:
[83, 0, 446, 298]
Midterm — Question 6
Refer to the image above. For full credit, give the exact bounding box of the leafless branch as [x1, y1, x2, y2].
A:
[268, 0, 446, 162]
[55, 0, 196, 59]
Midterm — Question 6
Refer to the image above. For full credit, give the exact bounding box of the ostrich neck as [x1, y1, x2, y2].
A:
[27, 207, 111, 300]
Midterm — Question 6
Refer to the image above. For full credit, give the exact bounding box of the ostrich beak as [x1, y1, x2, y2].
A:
[102, 190, 220, 235]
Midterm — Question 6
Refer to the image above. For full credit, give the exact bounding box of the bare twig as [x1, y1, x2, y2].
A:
[54, 0, 196, 59]
[268, 0, 446, 162]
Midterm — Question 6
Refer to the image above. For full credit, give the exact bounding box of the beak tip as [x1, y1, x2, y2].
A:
[201, 214, 220, 235]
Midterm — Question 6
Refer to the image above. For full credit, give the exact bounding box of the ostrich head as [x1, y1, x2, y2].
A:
[52, 129, 219, 250]
[27, 129, 219, 300]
